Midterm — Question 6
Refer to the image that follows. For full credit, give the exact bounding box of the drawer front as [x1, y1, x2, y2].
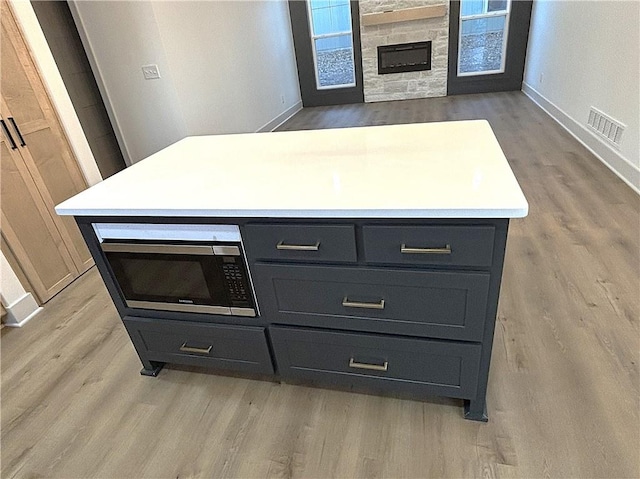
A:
[362, 225, 495, 267]
[253, 264, 490, 341]
[123, 317, 274, 374]
[243, 224, 357, 263]
[270, 326, 482, 400]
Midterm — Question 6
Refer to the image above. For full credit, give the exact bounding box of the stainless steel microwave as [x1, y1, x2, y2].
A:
[94, 223, 257, 317]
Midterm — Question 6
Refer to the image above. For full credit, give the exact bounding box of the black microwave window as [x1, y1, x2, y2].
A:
[121, 258, 210, 299]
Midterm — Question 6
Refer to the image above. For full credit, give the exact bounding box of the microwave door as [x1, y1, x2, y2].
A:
[104, 246, 230, 314]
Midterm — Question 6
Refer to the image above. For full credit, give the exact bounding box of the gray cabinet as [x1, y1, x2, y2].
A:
[244, 224, 357, 263]
[123, 316, 274, 376]
[270, 326, 482, 399]
[244, 218, 509, 421]
[362, 225, 495, 267]
[253, 263, 490, 341]
[77, 217, 509, 421]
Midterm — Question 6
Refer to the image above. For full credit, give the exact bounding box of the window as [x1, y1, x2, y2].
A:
[307, 0, 356, 89]
[457, 0, 511, 76]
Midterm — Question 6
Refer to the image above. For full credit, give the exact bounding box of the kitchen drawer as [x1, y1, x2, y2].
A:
[243, 224, 356, 264]
[270, 326, 482, 400]
[362, 225, 495, 268]
[253, 264, 490, 341]
[123, 317, 274, 374]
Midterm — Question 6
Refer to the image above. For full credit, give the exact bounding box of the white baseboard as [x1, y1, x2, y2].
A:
[2, 293, 42, 328]
[256, 101, 303, 133]
[522, 83, 639, 195]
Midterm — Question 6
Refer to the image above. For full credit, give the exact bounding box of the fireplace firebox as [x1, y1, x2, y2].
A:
[377, 41, 432, 74]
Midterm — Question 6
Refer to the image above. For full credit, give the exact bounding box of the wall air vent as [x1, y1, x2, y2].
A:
[587, 107, 625, 148]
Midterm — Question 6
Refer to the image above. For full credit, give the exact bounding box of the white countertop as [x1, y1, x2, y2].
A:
[56, 120, 528, 218]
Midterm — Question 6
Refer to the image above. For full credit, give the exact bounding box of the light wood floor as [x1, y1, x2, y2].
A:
[2, 92, 638, 478]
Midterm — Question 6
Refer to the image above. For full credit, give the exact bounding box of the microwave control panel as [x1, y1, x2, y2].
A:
[222, 259, 250, 305]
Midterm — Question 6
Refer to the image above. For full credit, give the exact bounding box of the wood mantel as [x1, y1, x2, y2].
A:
[360, 4, 447, 27]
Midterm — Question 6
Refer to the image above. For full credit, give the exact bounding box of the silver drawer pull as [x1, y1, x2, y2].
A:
[349, 358, 388, 372]
[276, 240, 320, 251]
[342, 297, 385, 310]
[179, 343, 212, 355]
[400, 243, 452, 255]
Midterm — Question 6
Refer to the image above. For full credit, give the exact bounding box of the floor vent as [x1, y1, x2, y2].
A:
[587, 107, 625, 148]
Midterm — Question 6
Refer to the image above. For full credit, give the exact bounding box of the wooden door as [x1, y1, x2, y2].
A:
[1, 136, 78, 301]
[1, 1, 93, 302]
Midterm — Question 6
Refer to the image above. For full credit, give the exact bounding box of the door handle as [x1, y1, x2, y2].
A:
[8, 118, 26, 146]
[342, 297, 385, 310]
[400, 244, 452, 255]
[349, 358, 388, 372]
[276, 240, 320, 251]
[179, 342, 213, 355]
[1, 119, 18, 149]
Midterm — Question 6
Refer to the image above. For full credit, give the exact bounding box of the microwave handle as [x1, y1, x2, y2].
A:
[100, 243, 216, 255]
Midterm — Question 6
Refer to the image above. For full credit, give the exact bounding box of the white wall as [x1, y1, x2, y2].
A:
[0, 252, 26, 307]
[1, 251, 41, 327]
[523, 0, 640, 192]
[71, 0, 302, 164]
[70, 1, 188, 165]
[153, 1, 301, 135]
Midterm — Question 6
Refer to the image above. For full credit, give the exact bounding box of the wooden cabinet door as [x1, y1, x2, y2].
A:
[1, 137, 78, 302]
[1, 1, 94, 302]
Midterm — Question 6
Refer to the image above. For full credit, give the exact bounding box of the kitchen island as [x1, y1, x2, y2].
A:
[56, 120, 528, 421]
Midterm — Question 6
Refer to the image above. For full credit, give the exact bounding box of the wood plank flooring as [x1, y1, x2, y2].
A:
[2, 92, 638, 478]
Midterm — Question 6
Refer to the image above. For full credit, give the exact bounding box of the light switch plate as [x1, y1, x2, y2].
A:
[142, 64, 161, 80]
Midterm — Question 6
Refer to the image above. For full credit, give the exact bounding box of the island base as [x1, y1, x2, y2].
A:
[76, 216, 511, 423]
[464, 399, 489, 422]
[140, 362, 164, 377]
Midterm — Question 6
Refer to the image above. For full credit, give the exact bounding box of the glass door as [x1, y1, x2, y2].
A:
[288, 0, 364, 107]
[307, 0, 356, 90]
[447, 0, 532, 95]
[457, 0, 511, 76]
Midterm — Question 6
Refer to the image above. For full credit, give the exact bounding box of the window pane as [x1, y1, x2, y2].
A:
[459, 15, 506, 74]
[461, 0, 508, 17]
[315, 36, 355, 87]
[310, 0, 351, 35]
[488, 0, 508, 13]
[461, 0, 486, 16]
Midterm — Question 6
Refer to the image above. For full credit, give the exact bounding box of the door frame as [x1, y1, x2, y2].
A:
[288, 0, 364, 107]
[447, 0, 533, 95]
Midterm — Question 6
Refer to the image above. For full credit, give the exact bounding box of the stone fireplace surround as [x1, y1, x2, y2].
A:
[359, 0, 449, 103]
